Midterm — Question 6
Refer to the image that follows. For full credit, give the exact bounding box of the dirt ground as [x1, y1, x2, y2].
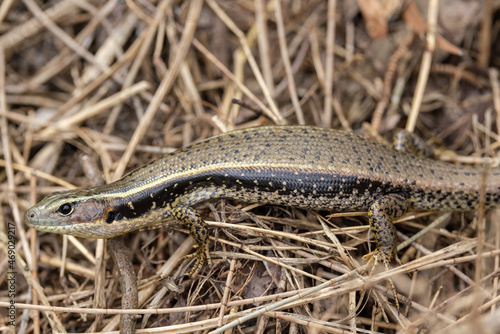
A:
[1, 0, 500, 333]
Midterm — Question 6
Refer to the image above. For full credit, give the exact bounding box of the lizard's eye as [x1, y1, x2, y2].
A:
[56, 203, 74, 216]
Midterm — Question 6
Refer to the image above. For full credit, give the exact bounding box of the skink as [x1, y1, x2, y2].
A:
[25, 125, 500, 300]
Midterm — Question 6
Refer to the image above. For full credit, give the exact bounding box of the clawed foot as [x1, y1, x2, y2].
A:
[362, 248, 401, 311]
[186, 244, 212, 278]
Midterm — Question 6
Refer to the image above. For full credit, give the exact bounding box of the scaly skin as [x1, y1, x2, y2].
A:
[25, 126, 500, 306]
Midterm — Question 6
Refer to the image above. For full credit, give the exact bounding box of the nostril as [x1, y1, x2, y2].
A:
[30, 213, 35, 218]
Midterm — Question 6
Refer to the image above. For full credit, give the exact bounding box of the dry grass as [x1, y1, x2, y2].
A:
[1, 0, 500, 333]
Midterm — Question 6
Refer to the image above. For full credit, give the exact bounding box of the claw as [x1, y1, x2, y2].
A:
[186, 244, 212, 278]
[362, 247, 400, 311]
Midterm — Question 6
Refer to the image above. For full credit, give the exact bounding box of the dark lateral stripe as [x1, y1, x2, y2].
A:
[108, 166, 403, 221]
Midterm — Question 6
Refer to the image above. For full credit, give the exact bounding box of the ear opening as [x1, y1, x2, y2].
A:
[106, 211, 115, 224]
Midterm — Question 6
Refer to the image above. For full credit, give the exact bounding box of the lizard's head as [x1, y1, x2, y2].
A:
[25, 189, 118, 238]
